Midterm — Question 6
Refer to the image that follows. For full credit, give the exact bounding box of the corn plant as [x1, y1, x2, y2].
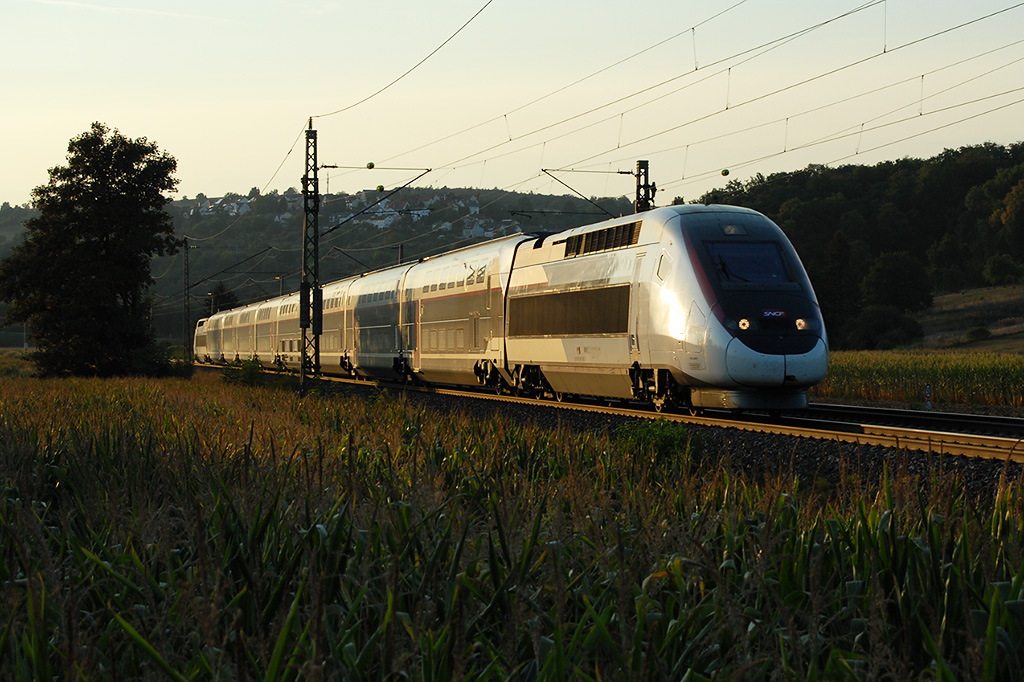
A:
[811, 350, 1024, 411]
[1, 374, 1023, 680]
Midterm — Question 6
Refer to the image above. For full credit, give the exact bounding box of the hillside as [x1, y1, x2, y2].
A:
[917, 285, 1024, 352]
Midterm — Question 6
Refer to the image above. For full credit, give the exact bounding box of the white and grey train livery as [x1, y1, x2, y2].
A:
[195, 204, 828, 410]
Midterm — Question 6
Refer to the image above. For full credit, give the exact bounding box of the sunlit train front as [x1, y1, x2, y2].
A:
[194, 204, 827, 412]
[646, 205, 828, 410]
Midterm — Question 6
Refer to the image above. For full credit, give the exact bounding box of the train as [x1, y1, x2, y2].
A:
[194, 204, 828, 411]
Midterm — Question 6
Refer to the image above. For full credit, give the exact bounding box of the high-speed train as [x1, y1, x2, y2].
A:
[194, 204, 828, 411]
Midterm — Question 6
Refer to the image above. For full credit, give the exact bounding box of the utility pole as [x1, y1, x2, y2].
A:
[182, 236, 192, 365]
[634, 160, 657, 213]
[299, 118, 322, 393]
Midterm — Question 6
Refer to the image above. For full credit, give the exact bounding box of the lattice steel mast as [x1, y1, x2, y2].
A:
[300, 119, 322, 392]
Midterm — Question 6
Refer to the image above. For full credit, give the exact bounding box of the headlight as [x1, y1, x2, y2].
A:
[738, 318, 750, 331]
[795, 318, 807, 330]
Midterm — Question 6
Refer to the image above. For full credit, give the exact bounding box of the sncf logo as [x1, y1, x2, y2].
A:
[762, 310, 787, 318]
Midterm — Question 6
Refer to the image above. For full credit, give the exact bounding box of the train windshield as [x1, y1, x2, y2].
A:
[704, 241, 795, 288]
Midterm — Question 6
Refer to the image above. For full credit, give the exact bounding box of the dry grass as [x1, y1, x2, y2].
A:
[0, 348, 33, 378]
[918, 285, 1024, 350]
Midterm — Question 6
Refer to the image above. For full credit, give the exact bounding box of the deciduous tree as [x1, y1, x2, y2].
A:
[860, 252, 933, 313]
[0, 122, 180, 375]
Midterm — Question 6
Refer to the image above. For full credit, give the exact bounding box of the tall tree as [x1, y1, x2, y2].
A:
[1000, 178, 1024, 258]
[860, 252, 933, 312]
[0, 122, 180, 376]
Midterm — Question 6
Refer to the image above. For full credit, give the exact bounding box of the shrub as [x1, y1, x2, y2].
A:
[982, 253, 1024, 285]
[965, 325, 992, 342]
[222, 357, 264, 386]
[838, 305, 923, 350]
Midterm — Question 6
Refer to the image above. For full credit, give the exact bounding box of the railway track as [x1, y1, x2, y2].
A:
[346, 378, 1024, 462]
[729, 404, 1024, 462]
[422, 387, 1024, 462]
[199, 365, 1024, 462]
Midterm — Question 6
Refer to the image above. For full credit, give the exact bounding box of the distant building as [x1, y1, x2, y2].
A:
[461, 221, 484, 239]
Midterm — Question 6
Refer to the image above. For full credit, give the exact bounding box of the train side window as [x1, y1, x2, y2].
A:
[657, 253, 672, 282]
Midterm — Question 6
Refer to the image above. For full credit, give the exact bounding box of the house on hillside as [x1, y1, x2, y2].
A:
[368, 213, 397, 230]
[461, 220, 484, 239]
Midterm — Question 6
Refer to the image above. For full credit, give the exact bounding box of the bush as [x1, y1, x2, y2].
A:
[965, 325, 992, 342]
[838, 305, 923, 350]
[222, 357, 264, 386]
[982, 253, 1024, 285]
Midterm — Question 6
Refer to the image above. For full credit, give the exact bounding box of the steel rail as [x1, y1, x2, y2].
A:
[197, 365, 1024, 461]
[415, 385, 1024, 462]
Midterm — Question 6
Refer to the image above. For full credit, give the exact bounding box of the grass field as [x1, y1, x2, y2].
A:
[918, 285, 1024, 352]
[2, 372, 1024, 680]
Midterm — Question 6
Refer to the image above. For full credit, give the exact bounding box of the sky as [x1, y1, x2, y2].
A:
[3, 0, 1024, 207]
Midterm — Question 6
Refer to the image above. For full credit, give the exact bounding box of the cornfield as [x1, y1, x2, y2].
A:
[811, 350, 1024, 410]
[1, 373, 1024, 680]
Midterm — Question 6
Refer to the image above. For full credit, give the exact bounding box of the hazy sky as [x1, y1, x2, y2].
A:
[3, 0, 1023, 206]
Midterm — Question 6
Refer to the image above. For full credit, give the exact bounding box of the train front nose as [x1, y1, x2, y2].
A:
[724, 336, 828, 387]
[719, 303, 827, 388]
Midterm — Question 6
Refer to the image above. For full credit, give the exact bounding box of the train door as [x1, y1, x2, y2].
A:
[630, 254, 649, 363]
[487, 273, 500, 351]
[343, 294, 354, 354]
[685, 301, 707, 371]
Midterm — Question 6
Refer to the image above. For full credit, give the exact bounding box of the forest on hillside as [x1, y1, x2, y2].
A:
[3, 142, 1024, 350]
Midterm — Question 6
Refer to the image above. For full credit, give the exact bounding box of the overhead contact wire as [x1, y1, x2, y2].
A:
[313, 0, 495, 119]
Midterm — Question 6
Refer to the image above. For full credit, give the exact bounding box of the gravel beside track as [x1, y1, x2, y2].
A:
[390, 387, 1024, 505]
